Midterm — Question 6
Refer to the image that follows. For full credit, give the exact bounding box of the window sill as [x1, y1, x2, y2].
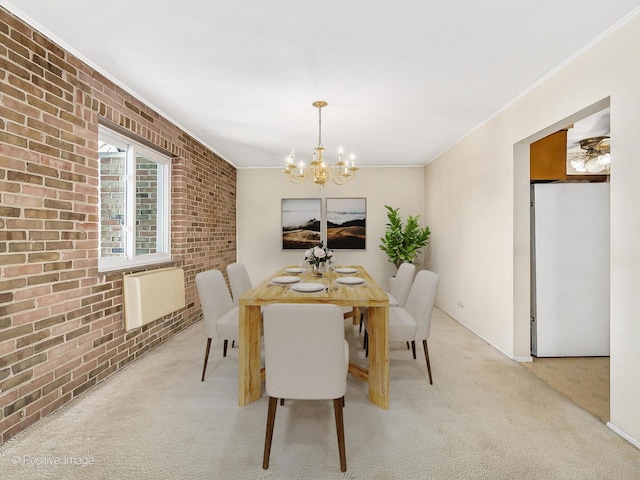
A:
[98, 258, 182, 276]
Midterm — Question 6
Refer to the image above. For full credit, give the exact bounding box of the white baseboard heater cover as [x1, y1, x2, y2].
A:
[123, 267, 186, 331]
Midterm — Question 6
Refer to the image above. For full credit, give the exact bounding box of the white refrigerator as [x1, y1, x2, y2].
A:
[531, 183, 610, 357]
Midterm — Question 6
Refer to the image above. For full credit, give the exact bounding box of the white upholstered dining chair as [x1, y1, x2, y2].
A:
[226, 262, 253, 306]
[387, 262, 417, 307]
[364, 269, 439, 384]
[262, 303, 349, 472]
[359, 262, 416, 332]
[195, 269, 239, 381]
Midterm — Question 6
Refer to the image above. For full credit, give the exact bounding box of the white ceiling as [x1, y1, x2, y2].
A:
[566, 108, 610, 150]
[2, 1, 639, 169]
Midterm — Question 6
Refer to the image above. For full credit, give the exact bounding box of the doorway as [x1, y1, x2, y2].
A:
[514, 99, 611, 422]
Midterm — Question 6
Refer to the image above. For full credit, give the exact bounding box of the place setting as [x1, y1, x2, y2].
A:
[334, 267, 358, 274]
[270, 276, 301, 285]
[283, 267, 304, 274]
[335, 276, 366, 286]
[289, 282, 327, 293]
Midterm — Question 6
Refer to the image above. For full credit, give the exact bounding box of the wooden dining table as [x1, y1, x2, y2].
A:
[238, 265, 390, 409]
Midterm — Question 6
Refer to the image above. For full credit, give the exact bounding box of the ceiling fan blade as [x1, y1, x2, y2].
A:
[567, 151, 588, 161]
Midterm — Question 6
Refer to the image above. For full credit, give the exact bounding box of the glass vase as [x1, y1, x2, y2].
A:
[313, 263, 326, 277]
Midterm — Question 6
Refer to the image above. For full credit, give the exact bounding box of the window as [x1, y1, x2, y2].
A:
[98, 126, 171, 271]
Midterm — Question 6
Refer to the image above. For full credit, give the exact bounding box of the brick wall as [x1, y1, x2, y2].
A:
[0, 7, 237, 444]
[99, 153, 125, 257]
[134, 157, 158, 255]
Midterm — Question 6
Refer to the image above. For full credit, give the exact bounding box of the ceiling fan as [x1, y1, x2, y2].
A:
[568, 136, 611, 174]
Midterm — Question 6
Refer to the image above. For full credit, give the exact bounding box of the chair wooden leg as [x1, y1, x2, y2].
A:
[406, 341, 410, 350]
[333, 397, 347, 472]
[232, 340, 236, 348]
[359, 313, 363, 333]
[280, 398, 284, 406]
[201, 338, 212, 382]
[411, 340, 417, 359]
[263, 396, 279, 469]
[223, 339, 228, 357]
[423, 340, 433, 385]
[364, 331, 368, 357]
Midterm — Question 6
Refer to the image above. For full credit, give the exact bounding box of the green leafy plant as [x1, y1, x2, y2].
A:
[379, 205, 431, 269]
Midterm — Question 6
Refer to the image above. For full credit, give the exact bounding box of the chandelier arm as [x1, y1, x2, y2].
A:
[285, 163, 312, 184]
[325, 164, 357, 185]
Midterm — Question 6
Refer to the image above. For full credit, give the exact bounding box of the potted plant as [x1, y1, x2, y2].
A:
[379, 205, 431, 269]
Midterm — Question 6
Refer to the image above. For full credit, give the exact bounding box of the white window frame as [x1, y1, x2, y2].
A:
[98, 125, 172, 272]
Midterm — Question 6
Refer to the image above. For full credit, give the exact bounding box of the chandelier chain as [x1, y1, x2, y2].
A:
[317, 103, 322, 147]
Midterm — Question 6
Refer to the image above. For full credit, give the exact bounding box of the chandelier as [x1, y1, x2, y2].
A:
[283, 101, 357, 186]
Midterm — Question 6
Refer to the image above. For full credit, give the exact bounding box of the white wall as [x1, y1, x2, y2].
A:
[424, 11, 640, 445]
[236, 166, 426, 287]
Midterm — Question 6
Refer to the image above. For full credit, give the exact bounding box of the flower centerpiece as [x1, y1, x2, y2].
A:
[304, 241, 334, 275]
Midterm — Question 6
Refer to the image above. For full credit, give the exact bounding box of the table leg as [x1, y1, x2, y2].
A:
[239, 304, 262, 406]
[367, 305, 389, 409]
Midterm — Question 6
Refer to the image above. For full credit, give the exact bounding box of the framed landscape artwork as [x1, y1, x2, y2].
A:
[281, 198, 322, 249]
[326, 198, 366, 249]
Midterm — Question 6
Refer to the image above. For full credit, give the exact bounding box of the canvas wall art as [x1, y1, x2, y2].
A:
[281, 198, 322, 249]
[326, 198, 366, 249]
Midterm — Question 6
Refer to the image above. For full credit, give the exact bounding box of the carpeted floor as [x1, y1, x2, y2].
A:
[1, 308, 639, 479]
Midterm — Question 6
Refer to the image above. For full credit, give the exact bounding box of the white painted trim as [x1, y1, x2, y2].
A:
[607, 422, 640, 450]
[235, 164, 421, 170]
[512, 356, 533, 363]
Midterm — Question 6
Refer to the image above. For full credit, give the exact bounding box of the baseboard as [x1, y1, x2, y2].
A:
[607, 422, 640, 449]
[512, 356, 533, 363]
[436, 304, 530, 362]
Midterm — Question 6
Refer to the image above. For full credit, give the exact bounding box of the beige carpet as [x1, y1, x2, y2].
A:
[1, 308, 639, 479]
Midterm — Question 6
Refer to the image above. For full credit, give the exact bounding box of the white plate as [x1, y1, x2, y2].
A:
[335, 268, 357, 274]
[271, 276, 301, 284]
[284, 267, 304, 274]
[291, 282, 326, 293]
[336, 277, 365, 285]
